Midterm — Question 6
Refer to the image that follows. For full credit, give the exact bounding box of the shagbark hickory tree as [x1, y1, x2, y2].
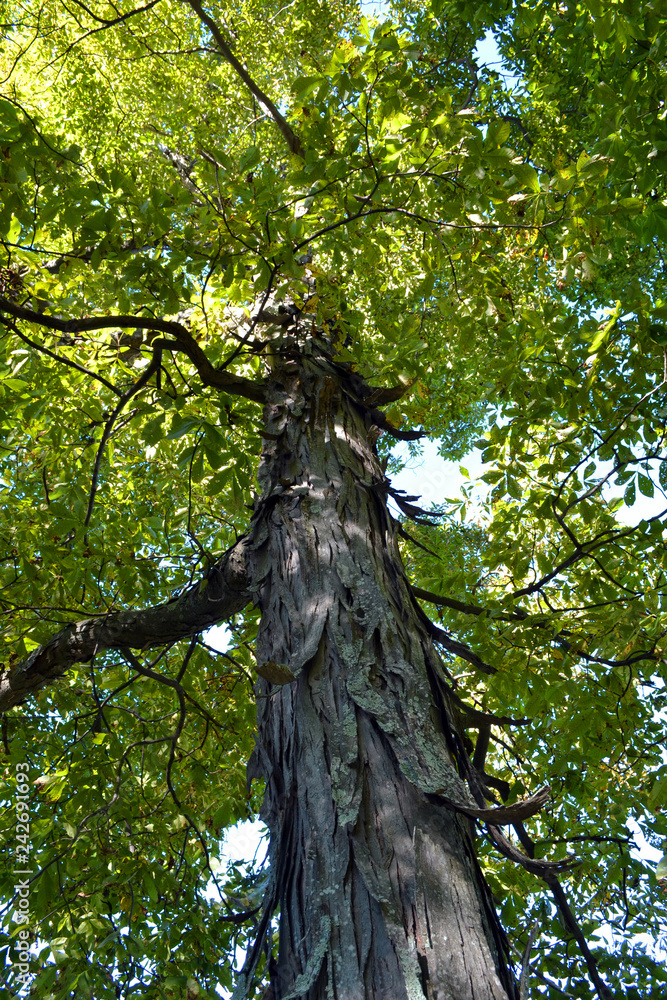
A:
[1, 0, 667, 997]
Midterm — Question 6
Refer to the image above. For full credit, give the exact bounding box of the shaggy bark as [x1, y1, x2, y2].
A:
[243, 338, 518, 1000]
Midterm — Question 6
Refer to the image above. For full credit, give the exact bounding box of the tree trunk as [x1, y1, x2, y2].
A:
[244, 338, 517, 1000]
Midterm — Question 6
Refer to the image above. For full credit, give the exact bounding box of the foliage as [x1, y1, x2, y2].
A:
[1, 0, 667, 997]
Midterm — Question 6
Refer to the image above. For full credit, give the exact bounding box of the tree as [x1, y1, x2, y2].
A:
[1, 0, 667, 997]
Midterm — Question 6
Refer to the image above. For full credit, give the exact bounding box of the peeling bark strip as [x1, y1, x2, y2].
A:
[245, 340, 518, 1000]
[0, 542, 250, 712]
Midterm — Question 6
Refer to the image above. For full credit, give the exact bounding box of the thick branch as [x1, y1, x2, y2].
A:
[0, 540, 251, 713]
[0, 298, 266, 402]
[183, 0, 304, 158]
[369, 406, 424, 441]
[487, 824, 577, 877]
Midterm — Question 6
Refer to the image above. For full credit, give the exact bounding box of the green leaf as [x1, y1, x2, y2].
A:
[660, 461, 667, 490]
[166, 416, 199, 440]
[513, 163, 540, 194]
[637, 474, 654, 498]
[292, 75, 323, 100]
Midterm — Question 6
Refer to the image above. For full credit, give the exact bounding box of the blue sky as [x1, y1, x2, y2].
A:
[391, 438, 666, 528]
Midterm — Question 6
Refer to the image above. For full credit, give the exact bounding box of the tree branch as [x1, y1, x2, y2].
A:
[486, 823, 577, 877]
[84, 346, 163, 529]
[0, 298, 267, 402]
[412, 585, 578, 655]
[183, 0, 304, 158]
[423, 617, 497, 674]
[0, 539, 251, 713]
[519, 919, 540, 1000]
[544, 876, 615, 1000]
[502, 810, 614, 1000]
[412, 585, 514, 618]
[0, 315, 122, 396]
[438, 784, 552, 825]
[42, 237, 165, 275]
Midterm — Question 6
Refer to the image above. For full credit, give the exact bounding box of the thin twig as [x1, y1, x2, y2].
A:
[519, 920, 540, 999]
[84, 347, 162, 529]
[0, 315, 121, 396]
